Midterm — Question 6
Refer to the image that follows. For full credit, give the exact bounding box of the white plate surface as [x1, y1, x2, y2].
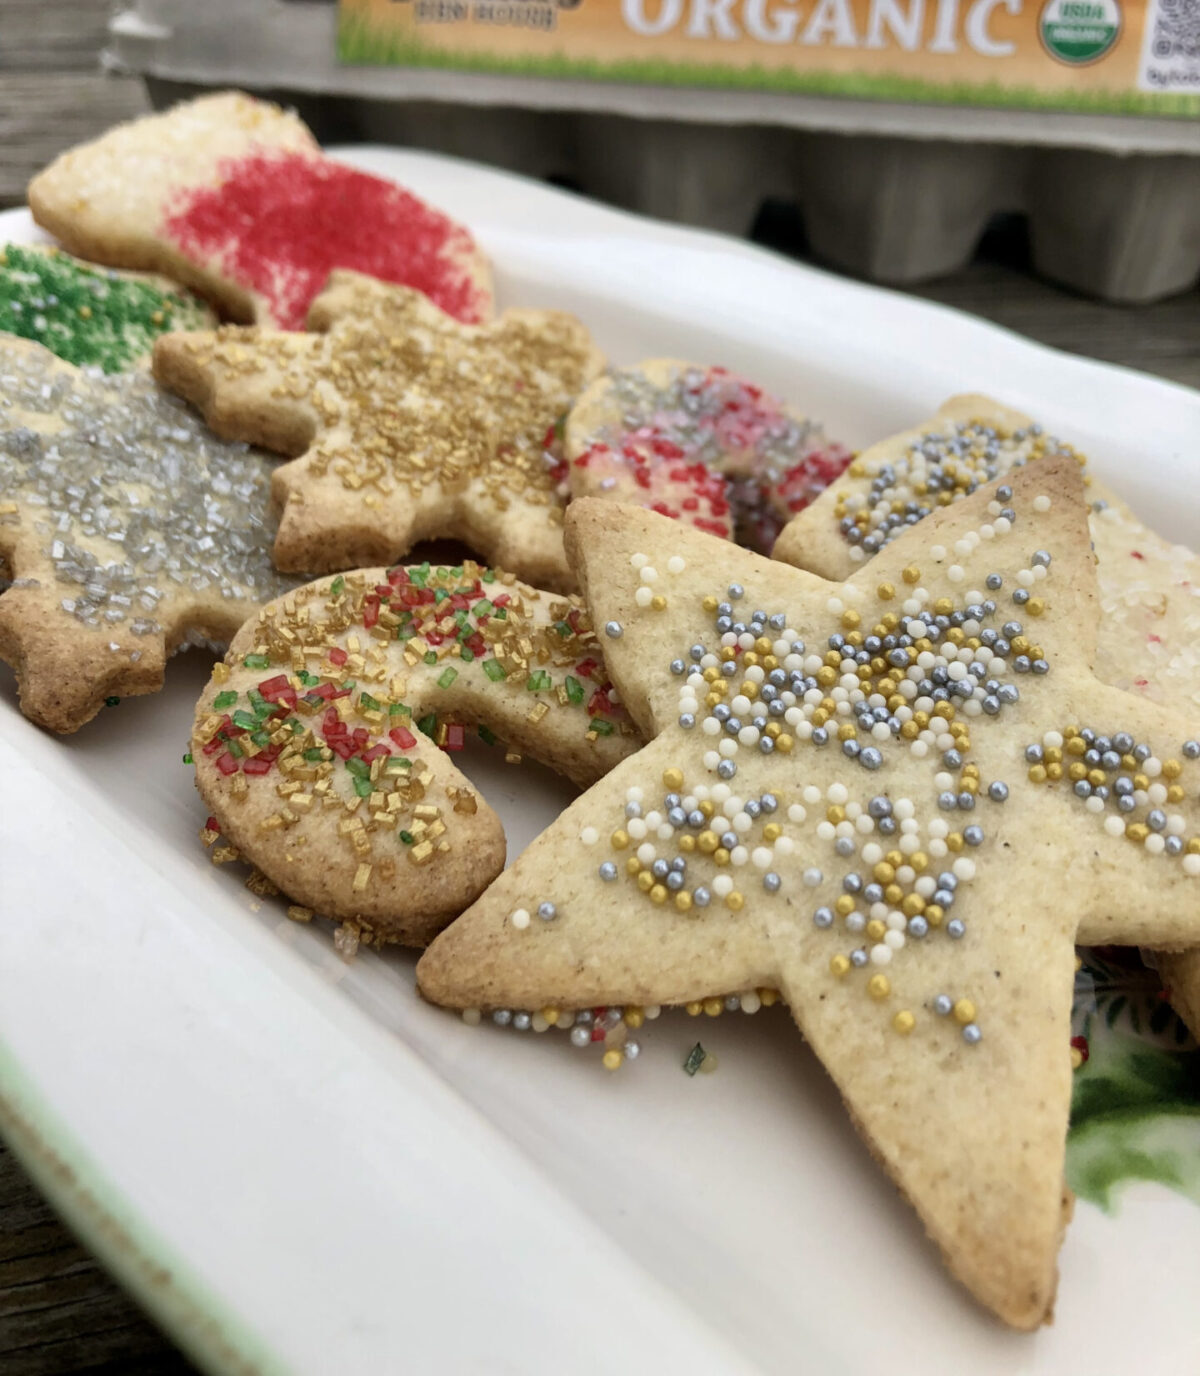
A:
[2, 148, 1199, 1376]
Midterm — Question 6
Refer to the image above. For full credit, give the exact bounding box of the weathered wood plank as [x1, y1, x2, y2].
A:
[0, 1143, 199, 1376]
[0, 0, 114, 71]
[913, 259, 1200, 393]
[0, 72, 148, 208]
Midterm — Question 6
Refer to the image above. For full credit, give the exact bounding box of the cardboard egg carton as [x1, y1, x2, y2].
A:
[107, 0, 1200, 302]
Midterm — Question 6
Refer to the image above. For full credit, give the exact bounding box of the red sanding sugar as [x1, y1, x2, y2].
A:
[161, 151, 487, 328]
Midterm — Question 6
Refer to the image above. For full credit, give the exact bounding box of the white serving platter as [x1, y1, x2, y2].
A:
[1, 147, 1199, 1376]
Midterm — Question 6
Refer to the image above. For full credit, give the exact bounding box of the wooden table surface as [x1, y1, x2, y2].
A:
[0, 6, 1197, 1375]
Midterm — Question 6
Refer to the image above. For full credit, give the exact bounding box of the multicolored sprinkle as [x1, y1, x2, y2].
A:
[193, 562, 636, 924]
[833, 418, 1083, 562]
[567, 363, 852, 553]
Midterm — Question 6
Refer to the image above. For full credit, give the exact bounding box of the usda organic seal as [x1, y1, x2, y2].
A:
[1039, 0, 1122, 63]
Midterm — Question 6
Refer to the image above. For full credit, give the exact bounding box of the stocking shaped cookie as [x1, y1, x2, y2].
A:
[774, 395, 1200, 1042]
[0, 338, 296, 732]
[28, 91, 492, 328]
[193, 562, 638, 945]
[0, 244, 214, 371]
[566, 359, 851, 554]
[154, 271, 604, 587]
[419, 458, 1200, 1328]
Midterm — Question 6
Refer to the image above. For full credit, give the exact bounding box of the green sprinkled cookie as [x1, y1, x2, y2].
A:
[0, 244, 213, 372]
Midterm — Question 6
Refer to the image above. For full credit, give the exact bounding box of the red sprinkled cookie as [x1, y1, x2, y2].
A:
[28, 91, 492, 329]
[566, 359, 852, 553]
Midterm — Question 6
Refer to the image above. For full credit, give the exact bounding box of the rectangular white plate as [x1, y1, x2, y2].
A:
[2, 147, 1199, 1376]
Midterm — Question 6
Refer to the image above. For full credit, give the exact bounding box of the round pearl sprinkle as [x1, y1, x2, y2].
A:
[605, 621, 623, 638]
[510, 908, 530, 930]
[555, 562, 1147, 1070]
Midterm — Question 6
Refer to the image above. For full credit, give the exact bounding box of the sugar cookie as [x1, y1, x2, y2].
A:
[566, 359, 851, 553]
[154, 270, 603, 587]
[193, 562, 638, 944]
[29, 91, 492, 328]
[420, 458, 1200, 1328]
[0, 338, 295, 731]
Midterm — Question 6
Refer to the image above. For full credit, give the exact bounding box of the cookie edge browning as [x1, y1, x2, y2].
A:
[0, 332, 293, 733]
[152, 331, 318, 457]
[155, 283, 606, 586]
[0, 583, 166, 732]
[840, 1089, 1073, 1331]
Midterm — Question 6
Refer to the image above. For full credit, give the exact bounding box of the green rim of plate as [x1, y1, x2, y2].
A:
[0, 1035, 284, 1376]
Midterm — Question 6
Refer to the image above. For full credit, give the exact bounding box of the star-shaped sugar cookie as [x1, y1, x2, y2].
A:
[418, 456, 1200, 1328]
[566, 358, 851, 553]
[194, 562, 637, 945]
[0, 338, 297, 732]
[773, 395, 1200, 1044]
[29, 92, 492, 328]
[154, 270, 604, 588]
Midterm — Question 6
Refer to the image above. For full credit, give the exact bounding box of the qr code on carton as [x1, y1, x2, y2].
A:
[1139, 0, 1200, 90]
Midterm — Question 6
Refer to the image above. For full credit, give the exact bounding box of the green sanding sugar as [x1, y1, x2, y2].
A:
[0, 244, 210, 373]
